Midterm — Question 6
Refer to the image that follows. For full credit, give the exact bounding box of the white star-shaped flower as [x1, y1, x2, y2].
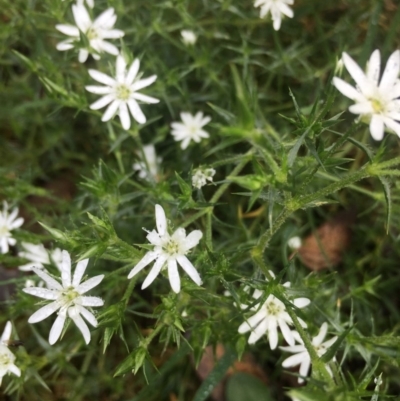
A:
[280, 322, 338, 383]
[171, 112, 211, 150]
[86, 55, 159, 130]
[254, 0, 294, 31]
[0, 201, 24, 254]
[238, 272, 310, 348]
[23, 250, 104, 345]
[56, 3, 124, 63]
[18, 242, 63, 272]
[0, 322, 21, 386]
[333, 50, 400, 141]
[128, 204, 203, 293]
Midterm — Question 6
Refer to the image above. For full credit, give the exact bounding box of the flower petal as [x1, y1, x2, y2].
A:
[61, 250, 72, 287]
[182, 230, 203, 251]
[76, 274, 104, 294]
[1, 321, 12, 342]
[79, 296, 104, 307]
[155, 204, 167, 236]
[141, 253, 167, 289]
[101, 99, 121, 121]
[55, 24, 79, 37]
[28, 301, 61, 323]
[127, 98, 146, 124]
[370, 115, 385, 141]
[379, 50, 400, 92]
[313, 322, 328, 346]
[131, 75, 157, 92]
[366, 49, 381, 85]
[77, 305, 98, 327]
[118, 101, 131, 130]
[127, 251, 159, 279]
[168, 258, 180, 293]
[131, 92, 159, 104]
[23, 287, 59, 300]
[31, 267, 63, 291]
[72, 259, 89, 287]
[176, 255, 202, 286]
[69, 306, 91, 344]
[88, 69, 116, 86]
[89, 94, 115, 110]
[126, 59, 140, 85]
[85, 85, 113, 95]
[49, 312, 66, 345]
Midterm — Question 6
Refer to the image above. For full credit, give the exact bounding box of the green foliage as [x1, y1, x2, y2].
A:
[1, 0, 400, 400]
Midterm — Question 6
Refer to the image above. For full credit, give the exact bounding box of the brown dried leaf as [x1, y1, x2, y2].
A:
[297, 210, 356, 271]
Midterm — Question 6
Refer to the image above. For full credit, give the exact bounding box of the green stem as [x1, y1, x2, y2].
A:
[143, 323, 165, 348]
[375, 155, 400, 168]
[205, 210, 213, 251]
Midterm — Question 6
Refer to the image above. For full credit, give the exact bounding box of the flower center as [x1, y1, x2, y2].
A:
[164, 240, 181, 256]
[61, 287, 80, 307]
[370, 97, 385, 114]
[115, 84, 131, 101]
[0, 226, 9, 236]
[86, 27, 99, 41]
[265, 299, 284, 316]
[0, 346, 14, 367]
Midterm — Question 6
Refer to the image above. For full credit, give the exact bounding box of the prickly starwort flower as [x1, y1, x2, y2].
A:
[333, 50, 400, 141]
[86, 55, 159, 130]
[0, 322, 21, 386]
[0, 201, 24, 254]
[128, 205, 203, 293]
[23, 251, 104, 345]
[254, 0, 294, 31]
[171, 112, 211, 149]
[181, 30, 197, 46]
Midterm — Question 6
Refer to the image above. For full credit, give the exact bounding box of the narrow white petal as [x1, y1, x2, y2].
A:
[72, 4, 92, 33]
[176, 255, 202, 286]
[78, 49, 89, 63]
[98, 41, 119, 56]
[55, 24, 80, 37]
[131, 92, 159, 104]
[79, 296, 104, 307]
[332, 77, 365, 102]
[282, 352, 307, 368]
[155, 204, 167, 236]
[168, 258, 181, 293]
[1, 322, 12, 342]
[379, 50, 400, 92]
[293, 297, 310, 308]
[299, 358, 311, 382]
[321, 336, 338, 350]
[31, 267, 63, 290]
[130, 75, 157, 92]
[85, 85, 112, 95]
[49, 313, 66, 345]
[268, 319, 279, 349]
[366, 49, 381, 85]
[69, 307, 91, 344]
[383, 116, 400, 137]
[238, 309, 266, 333]
[279, 319, 295, 346]
[126, 59, 140, 85]
[116, 55, 127, 82]
[370, 115, 385, 140]
[76, 275, 104, 294]
[56, 41, 75, 51]
[72, 259, 89, 287]
[118, 102, 131, 130]
[23, 287, 59, 300]
[313, 322, 328, 346]
[89, 94, 115, 110]
[102, 29, 125, 39]
[77, 305, 98, 327]
[348, 103, 373, 114]
[127, 99, 146, 124]
[127, 251, 159, 279]
[279, 3, 294, 18]
[141, 254, 167, 289]
[61, 250, 72, 287]
[102, 99, 121, 121]
[8, 364, 21, 377]
[28, 301, 61, 323]
[182, 230, 203, 251]
[342, 52, 368, 90]
[249, 318, 269, 344]
[88, 69, 116, 86]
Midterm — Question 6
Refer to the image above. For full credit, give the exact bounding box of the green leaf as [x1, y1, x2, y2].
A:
[207, 102, 236, 123]
[288, 127, 311, 168]
[226, 373, 274, 401]
[321, 326, 352, 363]
[378, 176, 391, 233]
[193, 347, 237, 401]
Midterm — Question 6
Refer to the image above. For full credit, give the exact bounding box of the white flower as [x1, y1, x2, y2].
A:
[133, 144, 162, 182]
[18, 242, 63, 272]
[86, 55, 159, 130]
[287, 236, 301, 250]
[56, 4, 124, 63]
[254, 0, 294, 31]
[332, 50, 400, 141]
[0, 201, 24, 254]
[23, 250, 104, 345]
[0, 322, 21, 386]
[238, 272, 310, 348]
[128, 205, 203, 293]
[192, 167, 216, 189]
[171, 112, 211, 149]
[280, 322, 338, 383]
[181, 30, 197, 46]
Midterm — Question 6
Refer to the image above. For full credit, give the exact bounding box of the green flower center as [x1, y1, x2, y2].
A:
[0, 226, 9, 236]
[265, 299, 284, 316]
[370, 97, 385, 114]
[61, 287, 80, 306]
[164, 240, 181, 256]
[115, 84, 131, 101]
[0, 347, 14, 367]
[86, 27, 99, 41]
